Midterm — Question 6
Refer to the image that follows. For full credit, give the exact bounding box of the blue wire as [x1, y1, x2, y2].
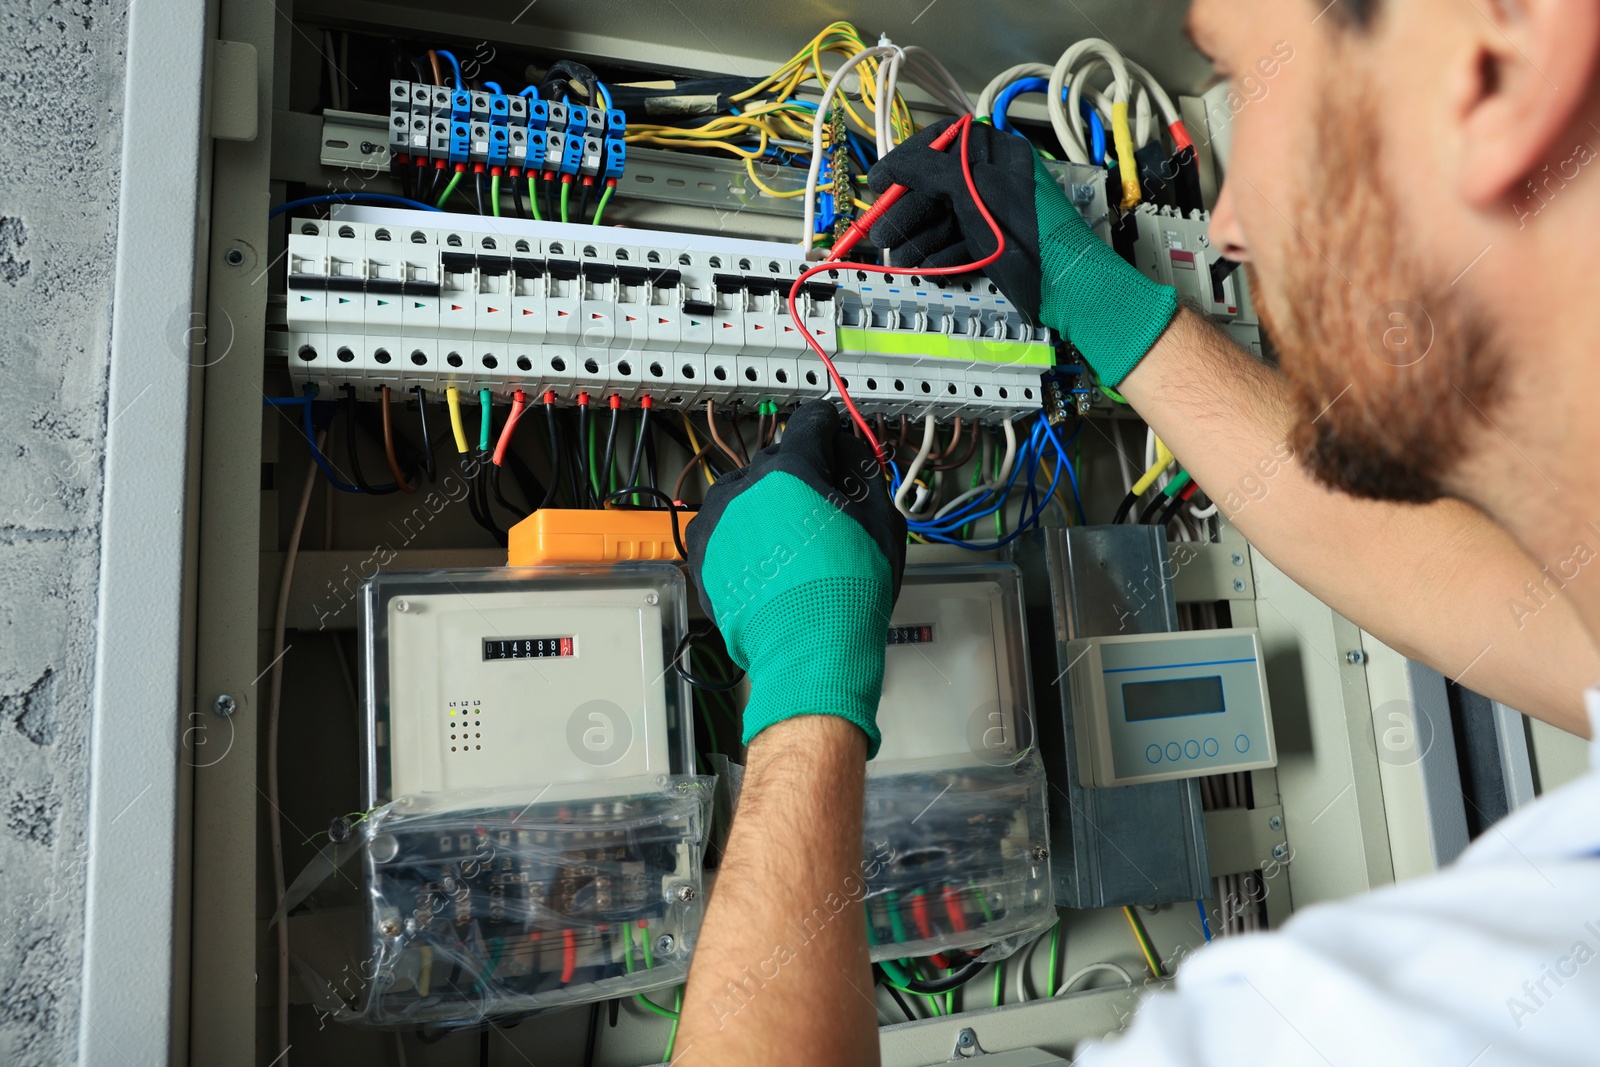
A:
[899, 420, 1044, 535]
[596, 81, 613, 111]
[1083, 101, 1107, 166]
[269, 194, 442, 219]
[483, 80, 503, 95]
[1197, 900, 1213, 942]
[902, 415, 1073, 550]
[992, 77, 1051, 134]
[844, 131, 874, 174]
[264, 389, 362, 492]
[518, 85, 540, 99]
[435, 50, 464, 90]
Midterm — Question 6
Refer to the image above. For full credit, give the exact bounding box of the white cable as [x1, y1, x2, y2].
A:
[876, 48, 903, 157]
[269, 434, 323, 1066]
[1067, 61, 1150, 151]
[1056, 962, 1136, 995]
[932, 418, 1017, 520]
[1015, 931, 1043, 1004]
[1111, 418, 1135, 494]
[976, 62, 1054, 121]
[1049, 39, 1131, 166]
[1189, 501, 1218, 520]
[900, 46, 974, 116]
[800, 45, 899, 251]
[894, 414, 937, 516]
[1126, 59, 1182, 129]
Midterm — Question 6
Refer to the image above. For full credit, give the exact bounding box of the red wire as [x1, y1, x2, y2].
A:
[561, 928, 576, 984]
[491, 389, 528, 466]
[786, 114, 1007, 470]
[941, 886, 968, 934]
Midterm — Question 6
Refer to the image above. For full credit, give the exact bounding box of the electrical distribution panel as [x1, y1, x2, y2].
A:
[285, 210, 1054, 421]
[863, 565, 1055, 961]
[1066, 628, 1276, 787]
[354, 565, 707, 1023]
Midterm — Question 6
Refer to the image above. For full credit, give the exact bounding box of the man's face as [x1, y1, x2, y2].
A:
[1191, 0, 1503, 503]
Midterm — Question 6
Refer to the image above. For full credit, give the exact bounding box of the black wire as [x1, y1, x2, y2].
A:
[1111, 490, 1140, 525]
[490, 462, 530, 520]
[1158, 493, 1190, 527]
[672, 626, 745, 691]
[876, 969, 917, 1023]
[891, 959, 985, 995]
[475, 171, 485, 215]
[600, 404, 620, 498]
[1137, 492, 1169, 525]
[411, 386, 436, 482]
[576, 402, 593, 507]
[576, 184, 591, 224]
[541, 177, 555, 223]
[562, 411, 586, 509]
[627, 405, 650, 488]
[479, 1027, 489, 1067]
[644, 421, 659, 492]
[511, 175, 527, 220]
[467, 453, 507, 546]
[341, 386, 397, 494]
[540, 401, 562, 509]
[582, 1001, 601, 1067]
[603, 487, 688, 560]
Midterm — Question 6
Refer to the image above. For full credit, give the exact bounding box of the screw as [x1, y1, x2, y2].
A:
[395, 599, 410, 613]
[1345, 650, 1366, 666]
[1268, 814, 1283, 831]
[224, 247, 245, 267]
[1272, 843, 1290, 862]
[655, 934, 675, 955]
[1030, 845, 1049, 861]
[359, 140, 379, 154]
[1230, 552, 1245, 566]
[675, 883, 696, 902]
[644, 592, 659, 605]
[212, 694, 236, 717]
[957, 1028, 977, 1050]
[378, 918, 402, 937]
[1232, 577, 1247, 593]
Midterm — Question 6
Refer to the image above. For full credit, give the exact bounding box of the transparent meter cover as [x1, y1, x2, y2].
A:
[359, 565, 693, 808]
[863, 562, 1054, 959]
[338, 776, 714, 1027]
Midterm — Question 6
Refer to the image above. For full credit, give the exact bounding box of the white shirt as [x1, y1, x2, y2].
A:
[1077, 699, 1600, 1067]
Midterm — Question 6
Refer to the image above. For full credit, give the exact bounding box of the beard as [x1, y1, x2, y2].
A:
[1251, 87, 1503, 503]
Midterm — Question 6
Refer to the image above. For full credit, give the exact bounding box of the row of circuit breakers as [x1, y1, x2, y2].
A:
[280, 195, 1258, 420]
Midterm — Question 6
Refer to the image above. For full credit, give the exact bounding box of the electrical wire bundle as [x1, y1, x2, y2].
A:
[976, 40, 1199, 213]
[1109, 433, 1212, 530]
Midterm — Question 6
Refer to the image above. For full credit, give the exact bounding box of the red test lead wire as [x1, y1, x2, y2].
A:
[561, 928, 577, 984]
[786, 114, 1008, 470]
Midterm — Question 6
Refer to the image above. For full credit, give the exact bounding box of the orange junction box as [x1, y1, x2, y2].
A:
[507, 508, 698, 566]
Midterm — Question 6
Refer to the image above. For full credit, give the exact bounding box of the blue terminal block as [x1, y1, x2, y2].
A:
[603, 136, 626, 180]
[487, 124, 510, 169]
[605, 108, 626, 134]
[565, 104, 589, 136]
[527, 129, 548, 171]
[489, 92, 510, 125]
[559, 129, 585, 175]
[448, 119, 471, 166]
[451, 90, 472, 121]
[529, 99, 550, 132]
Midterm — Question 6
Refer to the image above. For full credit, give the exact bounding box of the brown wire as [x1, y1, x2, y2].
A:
[925, 420, 981, 472]
[427, 49, 444, 87]
[379, 385, 416, 493]
[673, 444, 717, 503]
[728, 399, 751, 464]
[706, 400, 745, 468]
[927, 417, 962, 463]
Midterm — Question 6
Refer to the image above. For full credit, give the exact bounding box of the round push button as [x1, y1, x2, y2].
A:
[1146, 745, 1163, 764]
[1203, 737, 1219, 757]
[1166, 742, 1182, 762]
[1235, 734, 1251, 754]
[1185, 740, 1201, 759]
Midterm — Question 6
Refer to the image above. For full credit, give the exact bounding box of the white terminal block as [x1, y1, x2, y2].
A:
[287, 209, 1058, 419]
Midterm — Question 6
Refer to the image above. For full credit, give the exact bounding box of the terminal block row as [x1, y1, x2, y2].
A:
[284, 213, 1057, 419]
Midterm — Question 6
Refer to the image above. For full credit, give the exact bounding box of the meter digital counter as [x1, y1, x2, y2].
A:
[1065, 627, 1276, 787]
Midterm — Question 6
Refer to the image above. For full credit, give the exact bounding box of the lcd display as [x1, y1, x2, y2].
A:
[1122, 675, 1226, 722]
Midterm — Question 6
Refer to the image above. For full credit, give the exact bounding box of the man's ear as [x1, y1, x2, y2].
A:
[1454, 0, 1600, 207]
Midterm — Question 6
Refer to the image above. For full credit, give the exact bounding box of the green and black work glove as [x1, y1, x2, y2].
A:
[686, 400, 907, 758]
[868, 117, 1179, 388]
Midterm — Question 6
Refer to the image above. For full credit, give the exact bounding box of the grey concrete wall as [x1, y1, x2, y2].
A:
[0, 1, 129, 1064]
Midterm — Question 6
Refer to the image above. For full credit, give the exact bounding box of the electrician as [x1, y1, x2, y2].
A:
[675, 0, 1600, 1062]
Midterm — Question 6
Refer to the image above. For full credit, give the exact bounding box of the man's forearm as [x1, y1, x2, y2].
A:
[674, 715, 879, 1066]
[1121, 309, 1597, 735]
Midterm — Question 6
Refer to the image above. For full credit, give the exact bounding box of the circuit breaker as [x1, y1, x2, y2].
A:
[863, 564, 1055, 962]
